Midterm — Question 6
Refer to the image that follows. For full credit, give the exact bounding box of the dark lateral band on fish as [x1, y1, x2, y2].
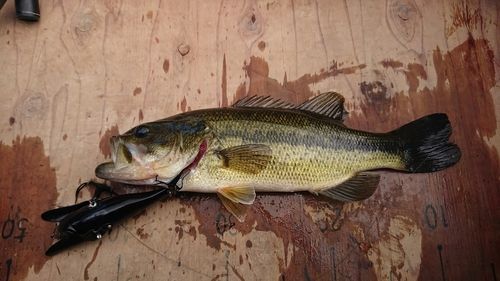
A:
[94, 92, 461, 221]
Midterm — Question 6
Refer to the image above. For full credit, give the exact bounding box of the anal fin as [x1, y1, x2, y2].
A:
[318, 172, 380, 202]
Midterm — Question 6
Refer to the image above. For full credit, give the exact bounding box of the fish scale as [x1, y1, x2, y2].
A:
[180, 107, 405, 193]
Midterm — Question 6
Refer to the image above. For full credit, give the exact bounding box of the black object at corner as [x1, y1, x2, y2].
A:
[15, 0, 39, 21]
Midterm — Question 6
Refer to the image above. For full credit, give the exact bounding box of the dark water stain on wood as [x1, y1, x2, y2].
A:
[446, 2, 482, 37]
[178, 194, 224, 250]
[350, 34, 498, 281]
[258, 41, 266, 51]
[99, 125, 119, 158]
[136, 227, 150, 240]
[381, 59, 403, 68]
[360, 81, 389, 104]
[0, 136, 58, 281]
[9, 116, 15, 126]
[379, 60, 427, 93]
[182, 191, 376, 280]
[221, 55, 228, 107]
[403, 63, 427, 93]
[83, 240, 103, 280]
[180, 35, 497, 281]
[163, 59, 170, 74]
[180, 97, 188, 112]
[138, 109, 144, 122]
[133, 87, 142, 96]
[173, 219, 197, 242]
[235, 56, 366, 104]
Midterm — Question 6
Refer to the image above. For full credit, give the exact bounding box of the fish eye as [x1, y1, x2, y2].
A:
[134, 126, 149, 138]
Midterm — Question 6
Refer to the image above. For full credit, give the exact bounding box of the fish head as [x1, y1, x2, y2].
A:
[95, 118, 210, 184]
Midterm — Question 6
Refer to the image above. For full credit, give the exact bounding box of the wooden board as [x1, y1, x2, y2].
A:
[0, 0, 499, 280]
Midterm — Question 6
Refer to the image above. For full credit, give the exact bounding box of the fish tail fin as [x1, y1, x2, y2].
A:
[391, 113, 461, 173]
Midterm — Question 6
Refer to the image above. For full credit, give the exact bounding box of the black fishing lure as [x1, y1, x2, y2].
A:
[41, 182, 177, 256]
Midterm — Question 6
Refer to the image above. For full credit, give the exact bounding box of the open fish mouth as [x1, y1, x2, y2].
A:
[110, 136, 134, 168]
[95, 137, 157, 183]
[94, 161, 159, 184]
[96, 139, 208, 185]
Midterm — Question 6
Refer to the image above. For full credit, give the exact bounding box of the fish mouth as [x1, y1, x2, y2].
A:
[95, 162, 157, 185]
[96, 138, 208, 185]
[110, 137, 133, 168]
[95, 136, 157, 184]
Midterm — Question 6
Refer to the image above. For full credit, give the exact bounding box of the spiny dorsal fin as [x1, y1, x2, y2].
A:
[217, 144, 272, 174]
[233, 95, 295, 109]
[318, 172, 380, 202]
[233, 92, 347, 121]
[296, 92, 346, 121]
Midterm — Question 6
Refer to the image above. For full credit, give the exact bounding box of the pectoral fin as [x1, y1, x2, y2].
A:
[217, 186, 256, 222]
[318, 172, 380, 202]
[217, 144, 272, 174]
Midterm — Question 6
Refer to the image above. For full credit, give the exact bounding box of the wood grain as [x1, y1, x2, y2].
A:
[0, 0, 498, 280]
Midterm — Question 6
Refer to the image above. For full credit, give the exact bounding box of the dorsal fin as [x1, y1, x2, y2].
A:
[233, 92, 347, 121]
[233, 95, 295, 109]
[296, 92, 346, 121]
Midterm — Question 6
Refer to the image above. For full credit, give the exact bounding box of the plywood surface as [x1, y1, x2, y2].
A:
[0, 0, 499, 280]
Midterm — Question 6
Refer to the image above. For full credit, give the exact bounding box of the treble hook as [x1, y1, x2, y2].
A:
[74, 181, 118, 203]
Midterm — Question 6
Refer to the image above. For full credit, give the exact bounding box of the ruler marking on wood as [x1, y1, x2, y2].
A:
[492, 263, 497, 281]
[437, 244, 446, 281]
[330, 247, 337, 281]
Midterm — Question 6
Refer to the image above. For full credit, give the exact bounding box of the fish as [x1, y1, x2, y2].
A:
[95, 92, 461, 220]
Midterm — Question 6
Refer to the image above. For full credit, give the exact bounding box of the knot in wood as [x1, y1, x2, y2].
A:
[72, 7, 100, 44]
[387, 0, 421, 43]
[74, 7, 98, 33]
[247, 13, 258, 31]
[397, 4, 412, 21]
[18, 92, 48, 119]
[238, 4, 264, 48]
[177, 43, 190, 56]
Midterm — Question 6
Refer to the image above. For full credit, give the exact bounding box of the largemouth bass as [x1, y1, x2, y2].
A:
[95, 92, 461, 220]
